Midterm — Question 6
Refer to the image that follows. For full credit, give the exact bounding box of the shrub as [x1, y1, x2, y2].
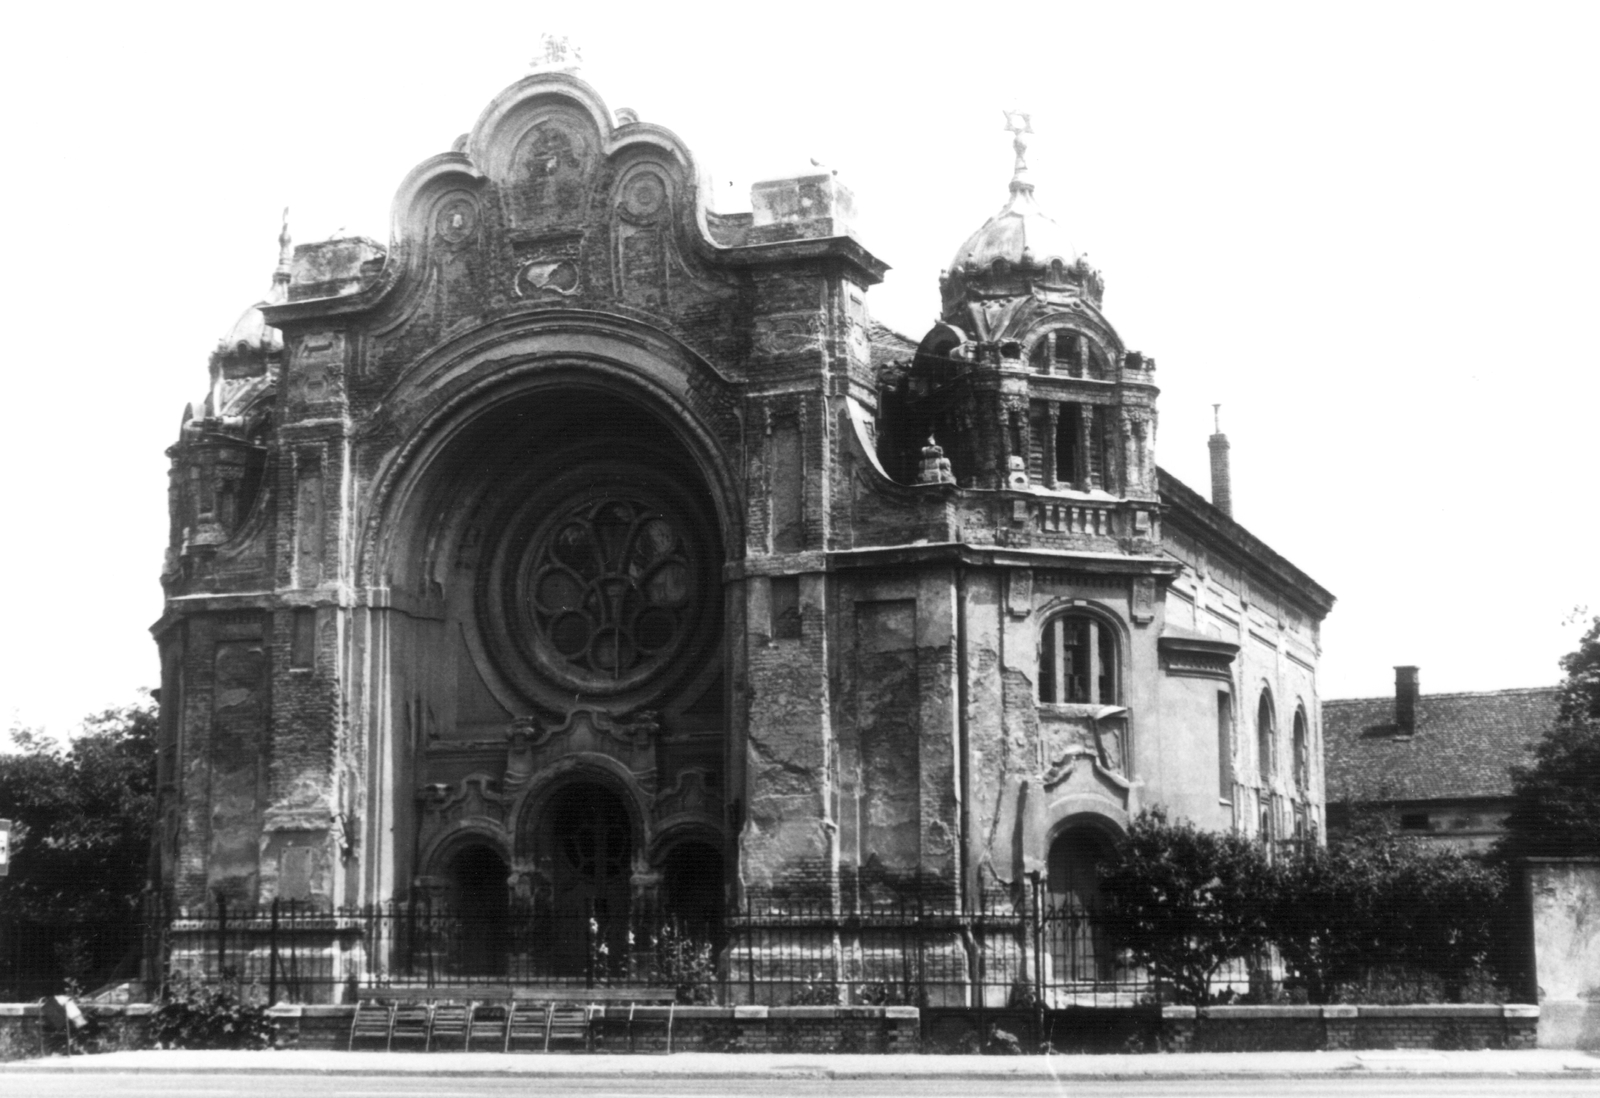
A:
[150, 970, 271, 1050]
[1269, 819, 1507, 1002]
[1097, 809, 1272, 1006]
[786, 975, 842, 1005]
[643, 921, 718, 1005]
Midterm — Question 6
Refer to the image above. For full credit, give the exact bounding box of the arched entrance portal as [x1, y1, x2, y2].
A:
[661, 840, 724, 941]
[447, 843, 510, 976]
[542, 783, 634, 977]
[1047, 823, 1118, 983]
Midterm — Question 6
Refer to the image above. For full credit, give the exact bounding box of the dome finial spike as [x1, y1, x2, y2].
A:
[272, 208, 293, 301]
[1003, 108, 1033, 194]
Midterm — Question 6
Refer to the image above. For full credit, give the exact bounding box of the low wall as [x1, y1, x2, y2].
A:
[2, 1000, 1541, 1057]
[1160, 1004, 1540, 1052]
[263, 1003, 920, 1054]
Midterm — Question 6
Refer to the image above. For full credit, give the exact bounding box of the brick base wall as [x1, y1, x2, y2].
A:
[1160, 1004, 1539, 1051]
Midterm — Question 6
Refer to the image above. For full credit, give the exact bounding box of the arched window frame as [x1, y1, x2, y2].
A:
[1037, 606, 1123, 706]
[1256, 688, 1277, 783]
[1291, 703, 1310, 794]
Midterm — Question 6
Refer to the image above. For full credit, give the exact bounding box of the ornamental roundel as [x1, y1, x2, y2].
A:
[478, 462, 719, 707]
[435, 198, 477, 244]
[522, 496, 694, 680]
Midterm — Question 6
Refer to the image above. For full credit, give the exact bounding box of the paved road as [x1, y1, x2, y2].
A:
[3, 1074, 1598, 1098]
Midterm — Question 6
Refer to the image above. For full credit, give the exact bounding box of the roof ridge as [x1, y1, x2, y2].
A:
[1326, 685, 1560, 705]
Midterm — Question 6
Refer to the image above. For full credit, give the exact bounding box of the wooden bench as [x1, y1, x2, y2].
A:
[348, 999, 393, 1051]
[388, 1000, 432, 1050]
[428, 1000, 469, 1051]
[353, 987, 678, 1053]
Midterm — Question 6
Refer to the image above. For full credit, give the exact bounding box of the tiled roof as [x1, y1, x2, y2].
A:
[868, 320, 917, 370]
[1324, 687, 1560, 804]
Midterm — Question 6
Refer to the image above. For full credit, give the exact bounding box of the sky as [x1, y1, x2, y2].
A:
[1, 1, 1596, 737]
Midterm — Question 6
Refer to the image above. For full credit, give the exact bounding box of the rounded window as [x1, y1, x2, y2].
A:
[1039, 611, 1119, 705]
[1257, 690, 1277, 781]
[521, 495, 697, 682]
[478, 459, 720, 707]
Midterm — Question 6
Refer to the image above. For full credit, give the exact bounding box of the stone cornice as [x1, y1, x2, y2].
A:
[1158, 468, 1335, 620]
[714, 235, 889, 286]
[726, 544, 1182, 580]
[1158, 631, 1241, 682]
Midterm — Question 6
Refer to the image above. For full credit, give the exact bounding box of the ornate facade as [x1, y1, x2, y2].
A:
[155, 70, 1333, 975]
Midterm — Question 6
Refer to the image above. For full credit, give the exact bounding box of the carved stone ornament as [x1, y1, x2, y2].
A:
[620, 173, 667, 220]
[1132, 575, 1157, 625]
[505, 716, 541, 791]
[654, 767, 715, 824]
[516, 258, 581, 297]
[754, 313, 823, 356]
[417, 775, 507, 826]
[1040, 704, 1130, 786]
[290, 332, 345, 406]
[435, 198, 478, 244]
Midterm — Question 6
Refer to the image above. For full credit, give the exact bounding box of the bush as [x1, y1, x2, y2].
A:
[1097, 809, 1272, 1006]
[786, 975, 842, 1005]
[1269, 819, 1507, 1002]
[642, 921, 718, 1005]
[150, 970, 271, 1050]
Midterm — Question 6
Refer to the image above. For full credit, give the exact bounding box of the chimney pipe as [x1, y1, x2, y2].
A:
[1395, 665, 1419, 734]
[1208, 404, 1233, 517]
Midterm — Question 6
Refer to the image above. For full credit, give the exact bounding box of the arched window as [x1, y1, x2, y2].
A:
[1256, 690, 1276, 782]
[1216, 691, 1234, 799]
[1292, 707, 1309, 793]
[1039, 612, 1118, 704]
[1031, 329, 1111, 380]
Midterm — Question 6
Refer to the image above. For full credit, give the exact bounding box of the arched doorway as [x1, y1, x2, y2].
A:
[542, 782, 634, 977]
[1047, 823, 1117, 983]
[447, 843, 510, 976]
[660, 840, 724, 942]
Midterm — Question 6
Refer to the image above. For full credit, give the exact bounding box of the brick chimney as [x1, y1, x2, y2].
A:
[1394, 665, 1419, 735]
[1208, 404, 1232, 517]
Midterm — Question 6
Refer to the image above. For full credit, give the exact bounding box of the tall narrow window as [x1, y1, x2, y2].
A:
[1056, 403, 1083, 487]
[1054, 331, 1084, 377]
[1292, 708, 1309, 792]
[1217, 691, 1234, 799]
[1257, 690, 1276, 782]
[1039, 613, 1117, 704]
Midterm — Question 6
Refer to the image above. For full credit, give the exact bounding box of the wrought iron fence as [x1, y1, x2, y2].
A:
[0, 913, 145, 1001]
[136, 888, 1210, 1007]
[2, 891, 1301, 1007]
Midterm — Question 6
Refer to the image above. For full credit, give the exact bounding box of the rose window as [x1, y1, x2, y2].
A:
[523, 497, 695, 680]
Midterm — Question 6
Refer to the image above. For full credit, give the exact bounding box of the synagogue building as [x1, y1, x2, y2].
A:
[155, 67, 1334, 981]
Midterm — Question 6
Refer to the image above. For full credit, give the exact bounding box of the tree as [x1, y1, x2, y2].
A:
[1096, 809, 1272, 1006]
[0, 694, 157, 992]
[1499, 614, 1600, 860]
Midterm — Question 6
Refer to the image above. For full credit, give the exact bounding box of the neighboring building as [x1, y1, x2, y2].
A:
[1324, 667, 1559, 852]
[153, 67, 1333, 981]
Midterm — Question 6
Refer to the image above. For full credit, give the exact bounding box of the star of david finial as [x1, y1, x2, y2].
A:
[534, 33, 582, 68]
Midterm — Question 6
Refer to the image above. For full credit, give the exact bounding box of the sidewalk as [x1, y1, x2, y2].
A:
[3, 1048, 1598, 1078]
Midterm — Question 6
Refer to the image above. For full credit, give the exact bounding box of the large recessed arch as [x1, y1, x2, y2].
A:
[358, 312, 745, 600]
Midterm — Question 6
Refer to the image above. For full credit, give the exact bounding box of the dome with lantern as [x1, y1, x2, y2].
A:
[940, 114, 1104, 319]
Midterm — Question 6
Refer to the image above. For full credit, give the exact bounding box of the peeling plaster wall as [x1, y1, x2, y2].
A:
[1529, 860, 1600, 1049]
